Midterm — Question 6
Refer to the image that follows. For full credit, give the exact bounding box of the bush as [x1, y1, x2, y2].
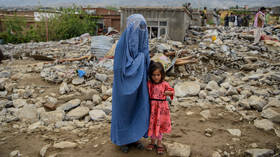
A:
[0, 8, 97, 44]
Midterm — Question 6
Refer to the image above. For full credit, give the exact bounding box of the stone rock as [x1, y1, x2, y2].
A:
[261, 108, 280, 123]
[249, 143, 258, 148]
[248, 74, 264, 81]
[199, 90, 207, 99]
[248, 96, 267, 111]
[0, 100, 9, 109]
[267, 98, 280, 108]
[206, 81, 219, 91]
[205, 128, 213, 137]
[221, 45, 230, 54]
[275, 129, 280, 138]
[253, 89, 269, 97]
[227, 129, 241, 137]
[0, 71, 11, 78]
[55, 121, 73, 128]
[92, 95, 101, 105]
[249, 50, 259, 55]
[72, 77, 84, 85]
[217, 87, 227, 97]
[165, 142, 191, 157]
[53, 141, 77, 149]
[80, 88, 98, 100]
[157, 43, 171, 53]
[66, 106, 89, 120]
[57, 99, 81, 111]
[212, 151, 222, 157]
[17, 104, 38, 122]
[245, 149, 274, 157]
[95, 73, 108, 82]
[105, 88, 112, 96]
[221, 97, 231, 102]
[174, 81, 201, 97]
[13, 99, 27, 108]
[89, 110, 106, 121]
[239, 111, 257, 121]
[239, 99, 251, 109]
[82, 100, 94, 110]
[270, 73, 280, 82]
[47, 96, 57, 105]
[40, 110, 65, 124]
[103, 105, 112, 115]
[226, 86, 238, 96]
[59, 82, 70, 94]
[254, 119, 274, 131]
[28, 121, 43, 131]
[200, 110, 211, 119]
[241, 90, 252, 99]
[0, 91, 7, 98]
[9, 150, 20, 157]
[44, 103, 56, 111]
[40, 144, 51, 157]
[225, 105, 236, 112]
[221, 82, 231, 90]
[48, 153, 58, 157]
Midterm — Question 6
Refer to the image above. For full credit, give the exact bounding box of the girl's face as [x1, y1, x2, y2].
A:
[151, 69, 162, 83]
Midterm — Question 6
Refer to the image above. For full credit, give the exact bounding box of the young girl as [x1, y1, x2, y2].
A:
[146, 61, 174, 155]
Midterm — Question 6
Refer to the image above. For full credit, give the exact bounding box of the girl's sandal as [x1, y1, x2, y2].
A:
[146, 144, 156, 151]
[156, 146, 165, 155]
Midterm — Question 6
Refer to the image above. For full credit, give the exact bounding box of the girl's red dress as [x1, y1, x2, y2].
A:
[147, 80, 174, 137]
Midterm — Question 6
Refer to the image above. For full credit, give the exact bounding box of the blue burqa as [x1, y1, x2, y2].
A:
[111, 14, 150, 146]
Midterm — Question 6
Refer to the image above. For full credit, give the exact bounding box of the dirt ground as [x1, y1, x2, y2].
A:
[0, 59, 279, 157]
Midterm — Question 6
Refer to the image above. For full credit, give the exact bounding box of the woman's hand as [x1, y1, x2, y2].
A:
[164, 91, 173, 96]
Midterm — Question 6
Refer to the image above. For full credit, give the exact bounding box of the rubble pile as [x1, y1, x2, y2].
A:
[0, 26, 279, 156]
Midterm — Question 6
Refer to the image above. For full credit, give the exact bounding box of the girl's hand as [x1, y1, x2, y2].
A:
[164, 91, 173, 96]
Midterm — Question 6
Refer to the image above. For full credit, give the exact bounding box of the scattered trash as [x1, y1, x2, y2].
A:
[77, 70, 86, 78]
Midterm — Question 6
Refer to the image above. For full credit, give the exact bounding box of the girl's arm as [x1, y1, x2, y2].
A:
[164, 82, 174, 100]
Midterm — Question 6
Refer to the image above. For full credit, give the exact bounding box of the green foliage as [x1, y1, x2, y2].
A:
[230, 9, 251, 15]
[0, 15, 28, 43]
[106, 6, 118, 11]
[0, 8, 97, 44]
[207, 19, 215, 25]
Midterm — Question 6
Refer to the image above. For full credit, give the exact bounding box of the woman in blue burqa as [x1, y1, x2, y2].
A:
[111, 14, 150, 153]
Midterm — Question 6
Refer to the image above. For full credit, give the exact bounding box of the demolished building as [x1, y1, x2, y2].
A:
[120, 7, 192, 41]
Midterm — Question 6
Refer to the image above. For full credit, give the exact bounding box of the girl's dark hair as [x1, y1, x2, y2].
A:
[260, 7, 266, 11]
[148, 60, 165, 84]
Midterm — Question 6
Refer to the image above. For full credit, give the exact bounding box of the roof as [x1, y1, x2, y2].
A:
[120, 7, 185, 11]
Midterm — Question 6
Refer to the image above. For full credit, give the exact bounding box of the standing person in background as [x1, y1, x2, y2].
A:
[237, 15, 242, 27]
[243, 15, 250, 27]
[229, 13, 234, 27]
[224, 14, 229, 27]
[183, 2, 193, 20]
[253, 7, 266, 44]
[201, 7, 208, 26]
[265, 8, 271, 26]
[0, 49, 3, 64]
[213, 8, 220, 26]
[234, 14, 238, 26]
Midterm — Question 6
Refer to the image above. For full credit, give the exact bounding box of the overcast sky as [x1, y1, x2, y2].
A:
[0, 0, 279, 8]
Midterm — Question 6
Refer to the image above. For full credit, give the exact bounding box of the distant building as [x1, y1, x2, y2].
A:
[271, 6, 280, 16]
[0, 10, 36, 32]
[120, 7, 192, 41]
[83, 8, 120, 34]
